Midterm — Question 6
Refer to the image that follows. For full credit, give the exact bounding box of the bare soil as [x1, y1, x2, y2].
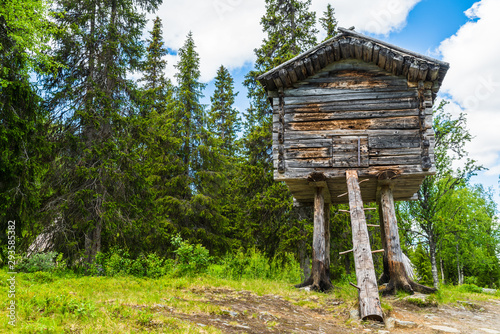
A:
[155, 287, 500, 334]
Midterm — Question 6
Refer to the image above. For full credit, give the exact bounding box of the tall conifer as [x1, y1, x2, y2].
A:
[320, 4, 338, 40]
[43, 0, 161, 263]
[208, 65, 240, 156]
[238, 0, 318, 258]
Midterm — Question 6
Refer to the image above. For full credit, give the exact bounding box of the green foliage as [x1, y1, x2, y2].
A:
[171, 234, 212, 276]
[458, 283, 483, 294]
[17, 252, 61, 273]
[320, 3, 338, 40]
[411, 243, 433, 286]
[208, 65, 241, 155]
[88, 248, 173, 278]
[208, 248, 301, 283]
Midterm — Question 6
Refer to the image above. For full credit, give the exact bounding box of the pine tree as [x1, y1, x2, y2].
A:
[43, 0, 161, 264]
[208, 65, 240, 156]
[320, 4, 338, 40]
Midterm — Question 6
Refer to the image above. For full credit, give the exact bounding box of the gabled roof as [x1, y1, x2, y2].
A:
[257, 27, 449, 99]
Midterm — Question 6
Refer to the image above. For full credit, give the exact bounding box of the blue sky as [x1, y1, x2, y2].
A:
[152, 0, 500, 207]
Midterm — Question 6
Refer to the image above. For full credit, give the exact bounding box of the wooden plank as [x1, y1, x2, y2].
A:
[369, 147, 421, 156]
[285, 98, 419, 113]
[317, 48, 327, 67]
[368, 134, 421, 149]
[285, 109, 420, 123]
[369, 155, 421, 165]
[286, 147, 331, 159]
[284, 90, 418, 105]
[284, 139, 332, 149]
[377, 47, 387, 69]
[311, 54, 322, 72]
[346, 170, 384, 322]
[284, 86, 409, 97]
[288, 116, 420, 131]
[294, 60, 308, 81]
[324, 45, 334, 64]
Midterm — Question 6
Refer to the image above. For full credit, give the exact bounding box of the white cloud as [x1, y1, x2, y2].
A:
[311, 0, 421, 36]
[150, 0, 420, 83]
[439, 0, 500, 174]
[150, 0, 265, 83]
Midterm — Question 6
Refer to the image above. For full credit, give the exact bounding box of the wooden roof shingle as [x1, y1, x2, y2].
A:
[257, 27, 449, 101]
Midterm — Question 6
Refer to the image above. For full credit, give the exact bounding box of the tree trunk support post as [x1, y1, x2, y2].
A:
[378, 183, 437, 295]
[295, 179, 333, 292]
[346, 170, 384, 322]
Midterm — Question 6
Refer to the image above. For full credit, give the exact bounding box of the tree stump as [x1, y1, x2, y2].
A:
[378, 184, 436, 295]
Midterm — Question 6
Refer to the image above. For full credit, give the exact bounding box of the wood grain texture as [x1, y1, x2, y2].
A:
[346, 170, 384, 321]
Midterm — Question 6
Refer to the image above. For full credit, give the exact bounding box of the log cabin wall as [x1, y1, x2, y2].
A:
[259, 28, 449, 205]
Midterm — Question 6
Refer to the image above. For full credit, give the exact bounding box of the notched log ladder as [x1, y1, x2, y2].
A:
[345, 170, 384, 321]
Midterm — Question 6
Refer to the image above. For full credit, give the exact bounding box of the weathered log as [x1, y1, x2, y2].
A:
[295, 186, 333, 292]
[346, 170, 384, 322]
[379, 184, 437, 295]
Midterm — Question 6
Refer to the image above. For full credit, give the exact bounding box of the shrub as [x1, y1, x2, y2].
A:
[105, 248, 132, 277]
[208, 248, 301, 283]
[171, 234, 211, 275]
[17, 252, 59, 273]
[458, 283, 483, 294]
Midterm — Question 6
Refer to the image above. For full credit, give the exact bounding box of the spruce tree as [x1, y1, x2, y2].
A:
[320, 4, 338, 40]
[237, 0, 318, 259]
[43, 0, 161, 263]
[0, 1, 58, 258]
[140, 16, 172, 116]
[174, 32, 206, 178]
[208, 65, 241, 156]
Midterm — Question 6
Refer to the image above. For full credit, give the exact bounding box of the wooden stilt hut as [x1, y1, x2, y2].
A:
[257, 27, 449, 321]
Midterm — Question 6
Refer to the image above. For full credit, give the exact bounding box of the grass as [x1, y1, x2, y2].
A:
[0, 268, 352, 333]
[1, 268, 498, 333]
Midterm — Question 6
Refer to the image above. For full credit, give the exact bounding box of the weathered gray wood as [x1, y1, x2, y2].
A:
[284, 90, 418, 105]
[287, 116, 420, 131]
[368, 134, 420, 149]
[311, 54, 322, 72]
[346, 170, 384, 321]
[379, 185, 436, 294]
[311, 186, 333, 290]
[362, 41, 374, 63]
[372, 44, 380, 64]
[339, 38, 352, 59]
[304, 57, 315, 76]
[354, 38, 364, 59]
[284, 109, 420, 123]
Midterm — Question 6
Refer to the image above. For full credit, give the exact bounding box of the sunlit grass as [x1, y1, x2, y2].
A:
[1, 268, 498, 333]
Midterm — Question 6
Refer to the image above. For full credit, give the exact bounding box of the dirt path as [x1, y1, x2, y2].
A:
[160, 287, 500, 334]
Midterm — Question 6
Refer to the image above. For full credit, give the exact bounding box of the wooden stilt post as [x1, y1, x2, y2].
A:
[378, 184, 436, 295]
[346, 170, 384, 322]
[295, 176, 333, 291]
[324, 202, 331, 275]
